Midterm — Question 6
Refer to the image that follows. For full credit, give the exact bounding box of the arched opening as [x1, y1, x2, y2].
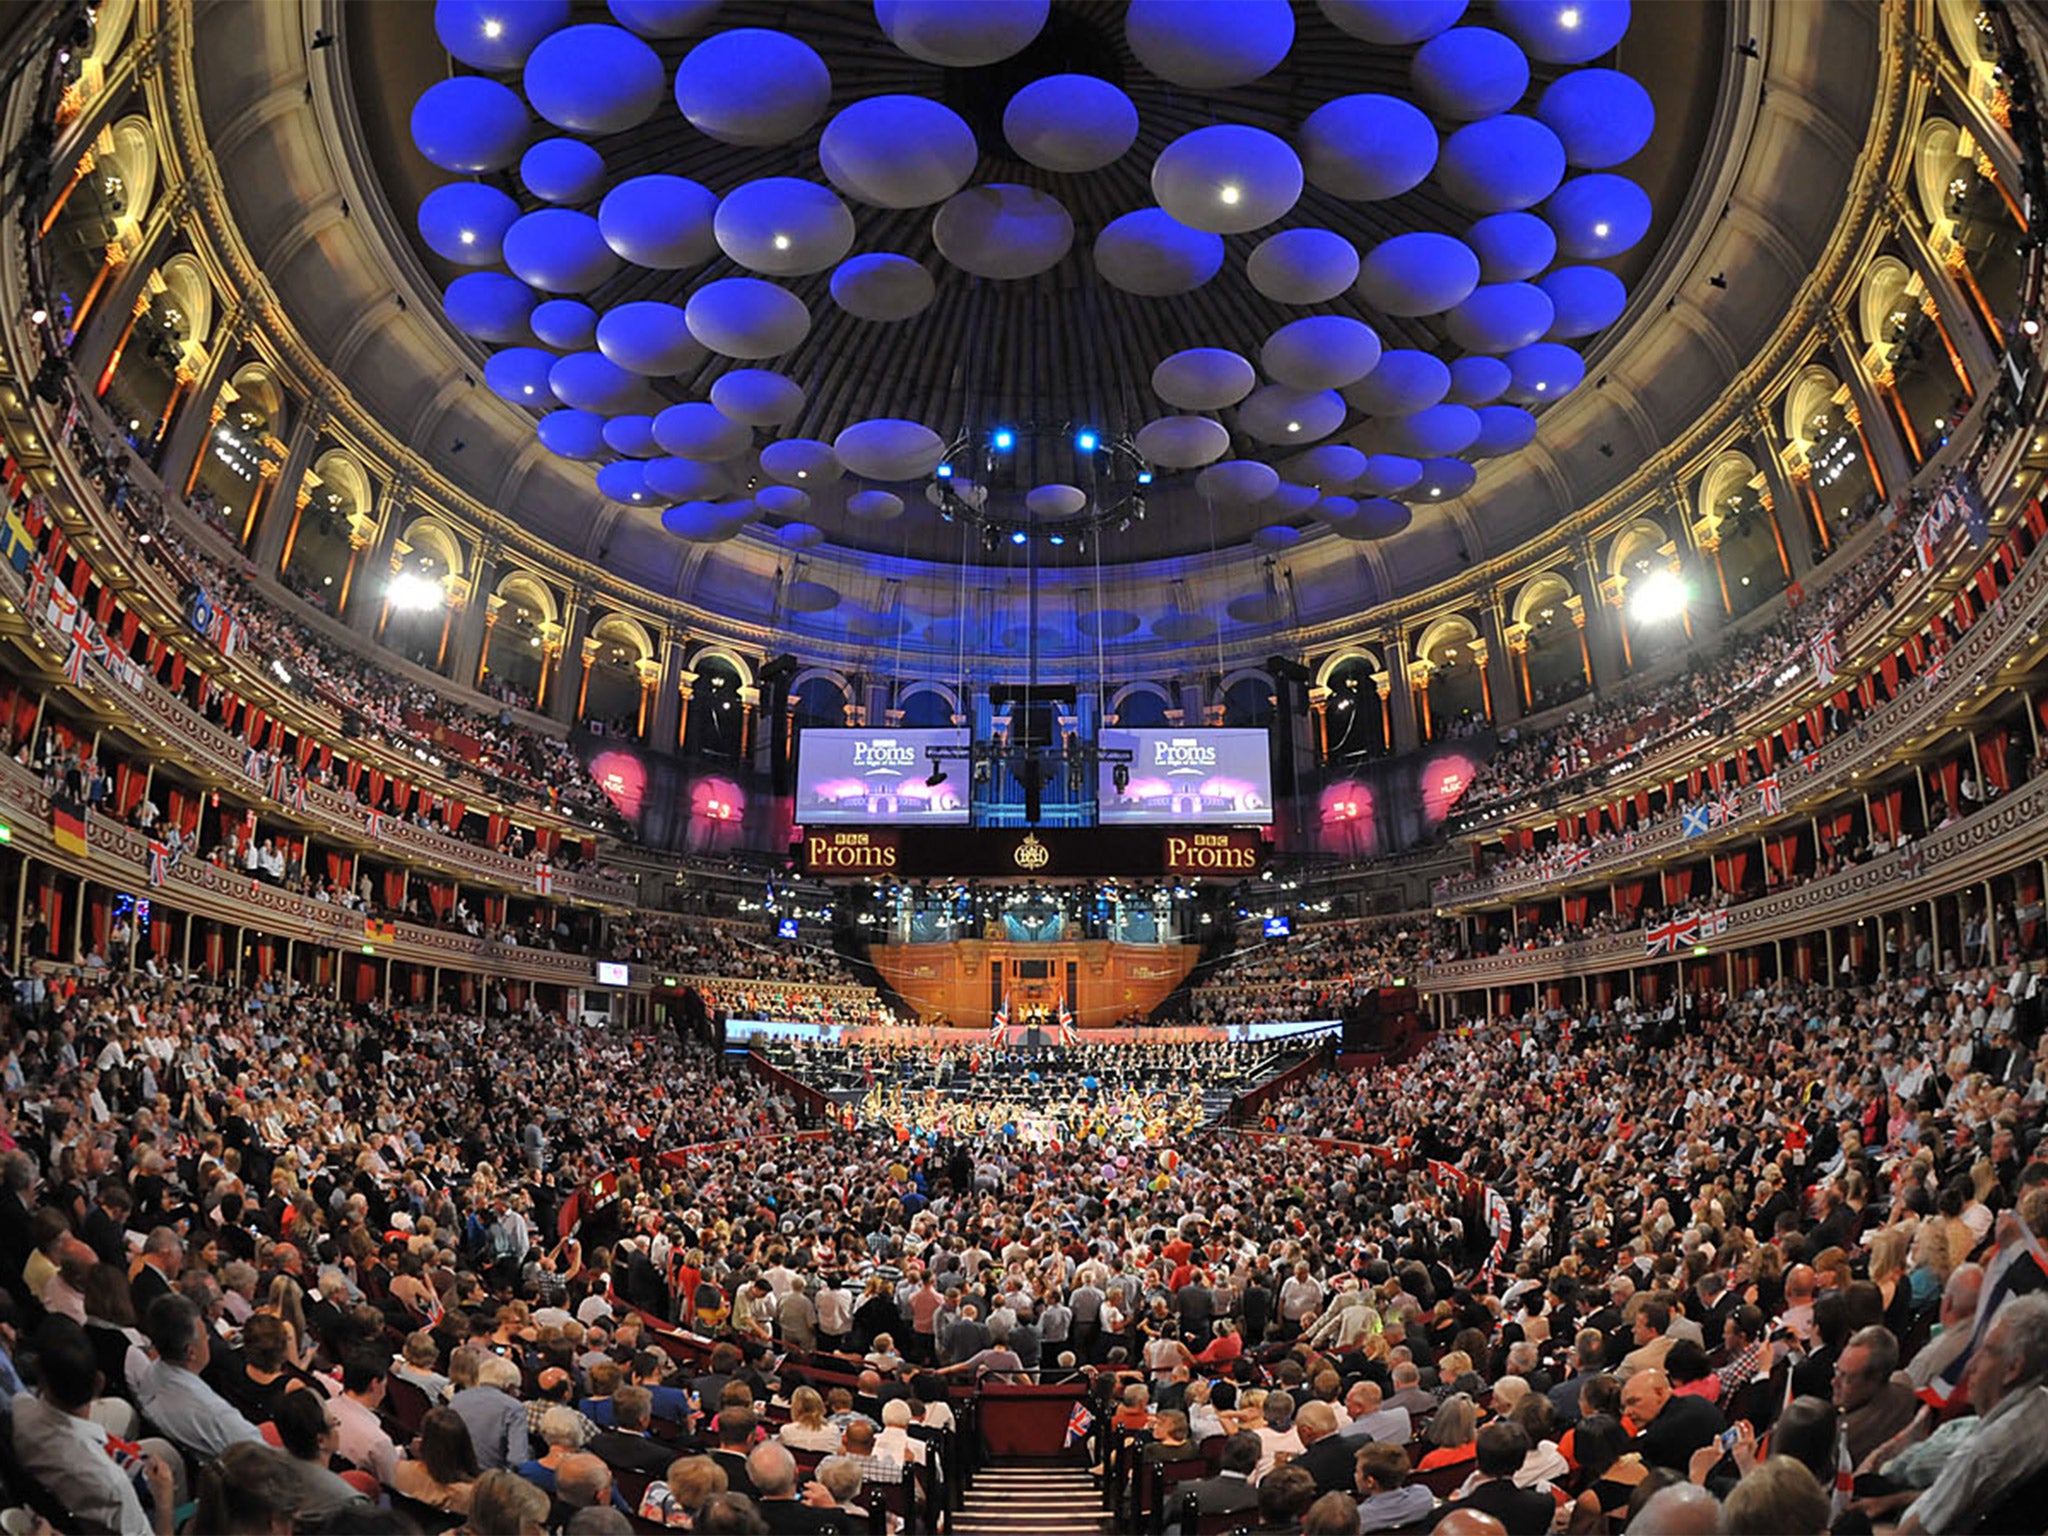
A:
[1415, 615, 1485, 736]
[1220, 673, 1276, 729]
[1783, 365, 1880, 544]
[896, 684, 957, 728]
[581, 614, 654, 737]
[377, 517, 464, 671]
[1109, 686, 1172, 727]
[192, 362, 289, 547]
[1511, 573, 1589, 711]
[1323, 652, 1387, 761]
[281, 449, 372, 610]
[686, 652, 750, 762]
[1861, 256, 1953, 461]
[791, 673, 850, 732]
[482, 571, 557, 711]
[1609, 519, 1687, 669]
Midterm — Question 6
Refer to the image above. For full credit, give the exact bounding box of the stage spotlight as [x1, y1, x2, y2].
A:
[926, 767, 948, 788]
[1631, 567, 1688, 622]
[1136, 471, 1152, 485]
[1010, 529, 1027, 545]
[992, 428, 1015, 451]
[935, 462, 953, 478]
[1075, 428, 1098, 452]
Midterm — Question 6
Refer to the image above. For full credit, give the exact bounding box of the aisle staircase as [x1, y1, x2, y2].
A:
[954, 1464, 1117, 1536]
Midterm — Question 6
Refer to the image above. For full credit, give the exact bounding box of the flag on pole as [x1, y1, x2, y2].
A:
[1064, 1402, 1094, 1448]
[989, 994, 1009, 1043]
[1810, 629, 1839, 686]
[1056, 996, 1077, 1047]
[1758, 773, 1782, 816]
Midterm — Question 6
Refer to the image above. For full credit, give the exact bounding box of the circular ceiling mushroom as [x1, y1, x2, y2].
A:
[674, 28, 831, 146]
[523, 24, 665, 136]
[820, 95, 978, 209]
[598, 175, 719, 269]
[829, 253, 936, 321]
[714, 177, 855, 276]
[1125, 0, 1295, 90]
[1300, 94, 1438, 202]
[1355, 231, 1480, 317]
[595, 300, 704, 376]
[1261, 315, 1383, 391]
[834, 418, 946, 480]
[1152, 348, 1258, 411]
[520, 137, 605, 203]
[684, 277, 811, 358]
[1002, 74, 1139, 173]
[1237, 384, 1346, 444]
[1094, 209, 1225, 297]
[501, 208, 620, 293]
[846, 489, 904, 519]
[931, 184, 1074, 280]
[875, 0, 1048, 66]
[1136, 416, 1232, 468]
[760, 439, 840, 485]
[435, 0, 569, 71]
[1247, 228, 1360, 304]
[1152, 125, 1303, 235]
[711, 369, 806, 426]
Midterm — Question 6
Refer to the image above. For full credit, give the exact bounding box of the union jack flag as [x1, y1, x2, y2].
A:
[146, 838, 169, 888]
[62, 635, 87, 685]
[1918, 1219, 2048, 1409]
[365, 810, 387, 839]
[269, 759, 292, 803]
[243, 746, 264, 780]
[1712, 788, 1743, 826]
[1758, 773, 1782, 816]
[1056, 996, 1077, 1048]
[289, 779, 307, 813]
[1810, 629, 1839, 686]
[990, 994, 1009, 1043]
[1064, 1402, 1094, 1447]
[1645, 914, 1698, 956]
[1561, 845, 1592, 874]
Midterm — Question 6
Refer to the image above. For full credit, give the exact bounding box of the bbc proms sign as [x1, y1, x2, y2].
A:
[798, 826, 1267, 877]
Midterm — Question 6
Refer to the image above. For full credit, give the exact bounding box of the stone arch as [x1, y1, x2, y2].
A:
[1107, 681, 1174, 719]
[309, 449, 372, 522]
[1511, 570, 1577, 627]
[105, 116, 157, 227]
[1915, 117, 1970, 227]
[154, 253, 213, 358]
[1414, 614, 1479, 667]
[1782, 365, 1845, 450]
[1606, 517, 1671, 581]
[399, 515, 464, 577]
[689, 646, 755, 690]
[1696, 449, 1761, 532]
[1858, 256, 1917, 347]
[1315, 648, 1383, 689]
[895, 680, 959, 725]
[494, 569, 559, 629]
[589, 612, 655, 666]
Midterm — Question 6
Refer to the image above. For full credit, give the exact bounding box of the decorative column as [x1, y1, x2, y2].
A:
[1307, 685, 1331, 764]
[1573, 543, 1622, 685]
[250, 405, 326, 576]
[634, 656, 660, 739]
[451, 548, 501, 687]
[156, 306, 247, 494]
[74, 180, 190, 386]
[1890, 195, 1996, 394]
[1504, 623, 1533, 710]
[1824, 318, 1914, 495]
[1476, 597, 1520, 728]
[651, 636, 686, 750]
[1747, 410, 1819, 569]
[544, 596, 590, 724]
[1408, 659, 1434, 744]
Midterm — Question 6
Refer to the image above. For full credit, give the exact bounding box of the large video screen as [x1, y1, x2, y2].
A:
[794, 728, 970, 824]
[1098, 728, 1273, 825]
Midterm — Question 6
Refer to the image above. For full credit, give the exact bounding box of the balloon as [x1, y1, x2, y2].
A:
[1261, 315, 1383, 391]
[1152, 349, 1257, 411]
[684, 278, 811, 359]
[1247, 228, 1359, 305]
[710, 369, 806, 425]
[830, 253, 935, 321]
[1435, 115, 1566, 212]
[1355, 232, 1480, 317]
[530, 297, 597, 350]
[1411, 27, 1530, 120]
[536, 408, 607, 459]
[1536, 68, 1655, 168]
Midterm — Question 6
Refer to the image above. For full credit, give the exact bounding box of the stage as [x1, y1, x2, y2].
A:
[869, 938, 1200, 1030]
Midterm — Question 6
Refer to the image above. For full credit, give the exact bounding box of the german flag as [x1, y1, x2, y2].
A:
[364, 919, 397, 943]
[51, 792, 87, 858]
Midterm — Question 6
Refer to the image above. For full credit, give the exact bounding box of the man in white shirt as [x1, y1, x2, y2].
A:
[325, 1350, 400, 1487]
[13, 1321, 175, 1536]
[130, 1294, 264, 1460]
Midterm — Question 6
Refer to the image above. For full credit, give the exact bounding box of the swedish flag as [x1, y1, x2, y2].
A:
[1, 508, 33, 573]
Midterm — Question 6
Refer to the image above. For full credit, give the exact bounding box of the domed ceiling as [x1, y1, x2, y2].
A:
[346, 0, 1720, 571]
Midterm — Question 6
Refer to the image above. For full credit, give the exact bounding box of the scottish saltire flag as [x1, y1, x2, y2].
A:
[1681, 805, 1712, 838]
